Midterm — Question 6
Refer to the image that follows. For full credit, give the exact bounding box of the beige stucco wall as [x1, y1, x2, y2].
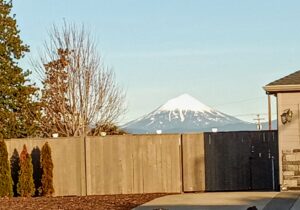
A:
[277, 92, 300, 188]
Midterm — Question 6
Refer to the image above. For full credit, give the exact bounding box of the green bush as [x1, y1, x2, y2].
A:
[17, 145, 35, 197]
[41, 142, 54, 196]
[0, 140, 13, 197]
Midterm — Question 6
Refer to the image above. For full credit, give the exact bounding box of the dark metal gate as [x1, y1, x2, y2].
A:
[204, 131, 279, 191]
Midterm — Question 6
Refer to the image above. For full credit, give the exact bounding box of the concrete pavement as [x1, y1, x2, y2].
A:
[263, 192, 299, 210]
[133, 192, 300, 210]
[291, 194, 300, 210]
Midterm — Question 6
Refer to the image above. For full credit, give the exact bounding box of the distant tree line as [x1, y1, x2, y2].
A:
[0, 0, 126, 139]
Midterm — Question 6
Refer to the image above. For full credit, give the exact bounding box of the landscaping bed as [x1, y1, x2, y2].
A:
[0, 193, 169, 210]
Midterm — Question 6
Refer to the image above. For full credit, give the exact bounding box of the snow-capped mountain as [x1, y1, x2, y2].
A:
[122, 94, 256, 134]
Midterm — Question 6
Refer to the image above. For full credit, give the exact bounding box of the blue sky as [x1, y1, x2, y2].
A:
[13, 0, 300, 124]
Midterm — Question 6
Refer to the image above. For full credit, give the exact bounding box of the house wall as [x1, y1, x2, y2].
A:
[277, 92, 300, 190]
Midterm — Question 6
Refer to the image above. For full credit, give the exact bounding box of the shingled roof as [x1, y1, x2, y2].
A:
[264, 70, 300, 94]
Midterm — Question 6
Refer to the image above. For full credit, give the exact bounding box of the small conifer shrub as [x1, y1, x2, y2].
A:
[41, 142, 54, 196]
[17, 145, 35, 197]
[0, 140, 13, 197]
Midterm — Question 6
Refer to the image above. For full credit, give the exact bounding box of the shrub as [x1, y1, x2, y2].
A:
[41, 142, 54, 196]
[89, 123, 127, 135]
[0, 140, 13, 197]
[17, 145, 35, 197]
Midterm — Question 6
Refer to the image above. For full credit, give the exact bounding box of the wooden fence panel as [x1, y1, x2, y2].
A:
[182, 133, 206, 192]
[204, 131, 279, 191]
[86, 134, 182, 195]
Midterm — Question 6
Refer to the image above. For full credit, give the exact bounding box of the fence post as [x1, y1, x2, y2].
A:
[180, 134, 184, 193]
[84, 136, 88, 195]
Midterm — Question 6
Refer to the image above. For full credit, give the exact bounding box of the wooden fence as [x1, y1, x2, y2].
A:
[5, 134, 195, 196]
[4, 131, 277, 196]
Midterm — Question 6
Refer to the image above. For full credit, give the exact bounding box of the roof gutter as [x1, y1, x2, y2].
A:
[263, 84, 300, 94]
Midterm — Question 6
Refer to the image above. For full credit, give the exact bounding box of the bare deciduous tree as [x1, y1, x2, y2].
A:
[34, 23, 125, 137]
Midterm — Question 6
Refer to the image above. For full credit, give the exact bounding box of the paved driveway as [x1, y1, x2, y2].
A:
[133, 192, 300, 210]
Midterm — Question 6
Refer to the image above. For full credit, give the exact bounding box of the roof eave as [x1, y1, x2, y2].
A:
[263, 84, 300, 94]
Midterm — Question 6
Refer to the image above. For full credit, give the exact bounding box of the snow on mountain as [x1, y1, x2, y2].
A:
[123, 94, 254, 134]
[159, 94, 214, 113]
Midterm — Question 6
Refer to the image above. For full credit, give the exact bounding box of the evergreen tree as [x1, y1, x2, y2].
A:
[0, 140, 13, 197]
[17, 144, 35, 197]
[0, 0, 40, 138]
[41, 142, 54, 196]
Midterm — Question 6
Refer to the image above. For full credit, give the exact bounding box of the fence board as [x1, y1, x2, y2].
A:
[182, 133, 206, 192]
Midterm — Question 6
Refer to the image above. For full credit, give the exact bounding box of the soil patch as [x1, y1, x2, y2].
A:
[0, 193, 169, 210]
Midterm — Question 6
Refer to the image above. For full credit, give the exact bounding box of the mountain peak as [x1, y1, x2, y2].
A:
[122, 93, 251, 134]
[158, 94, 214, 113]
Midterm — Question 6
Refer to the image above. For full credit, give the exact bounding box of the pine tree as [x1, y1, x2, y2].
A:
[0, 140, 13, 197]
[0, 0, 40, 138]
[17, 145, 35, 197]
[41, 142, 54, 196]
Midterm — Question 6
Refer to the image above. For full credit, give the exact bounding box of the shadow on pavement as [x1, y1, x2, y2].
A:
[263, 192, 300, 210]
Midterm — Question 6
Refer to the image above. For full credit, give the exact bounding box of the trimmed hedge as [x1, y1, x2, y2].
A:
[17, 145, 35, 197]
